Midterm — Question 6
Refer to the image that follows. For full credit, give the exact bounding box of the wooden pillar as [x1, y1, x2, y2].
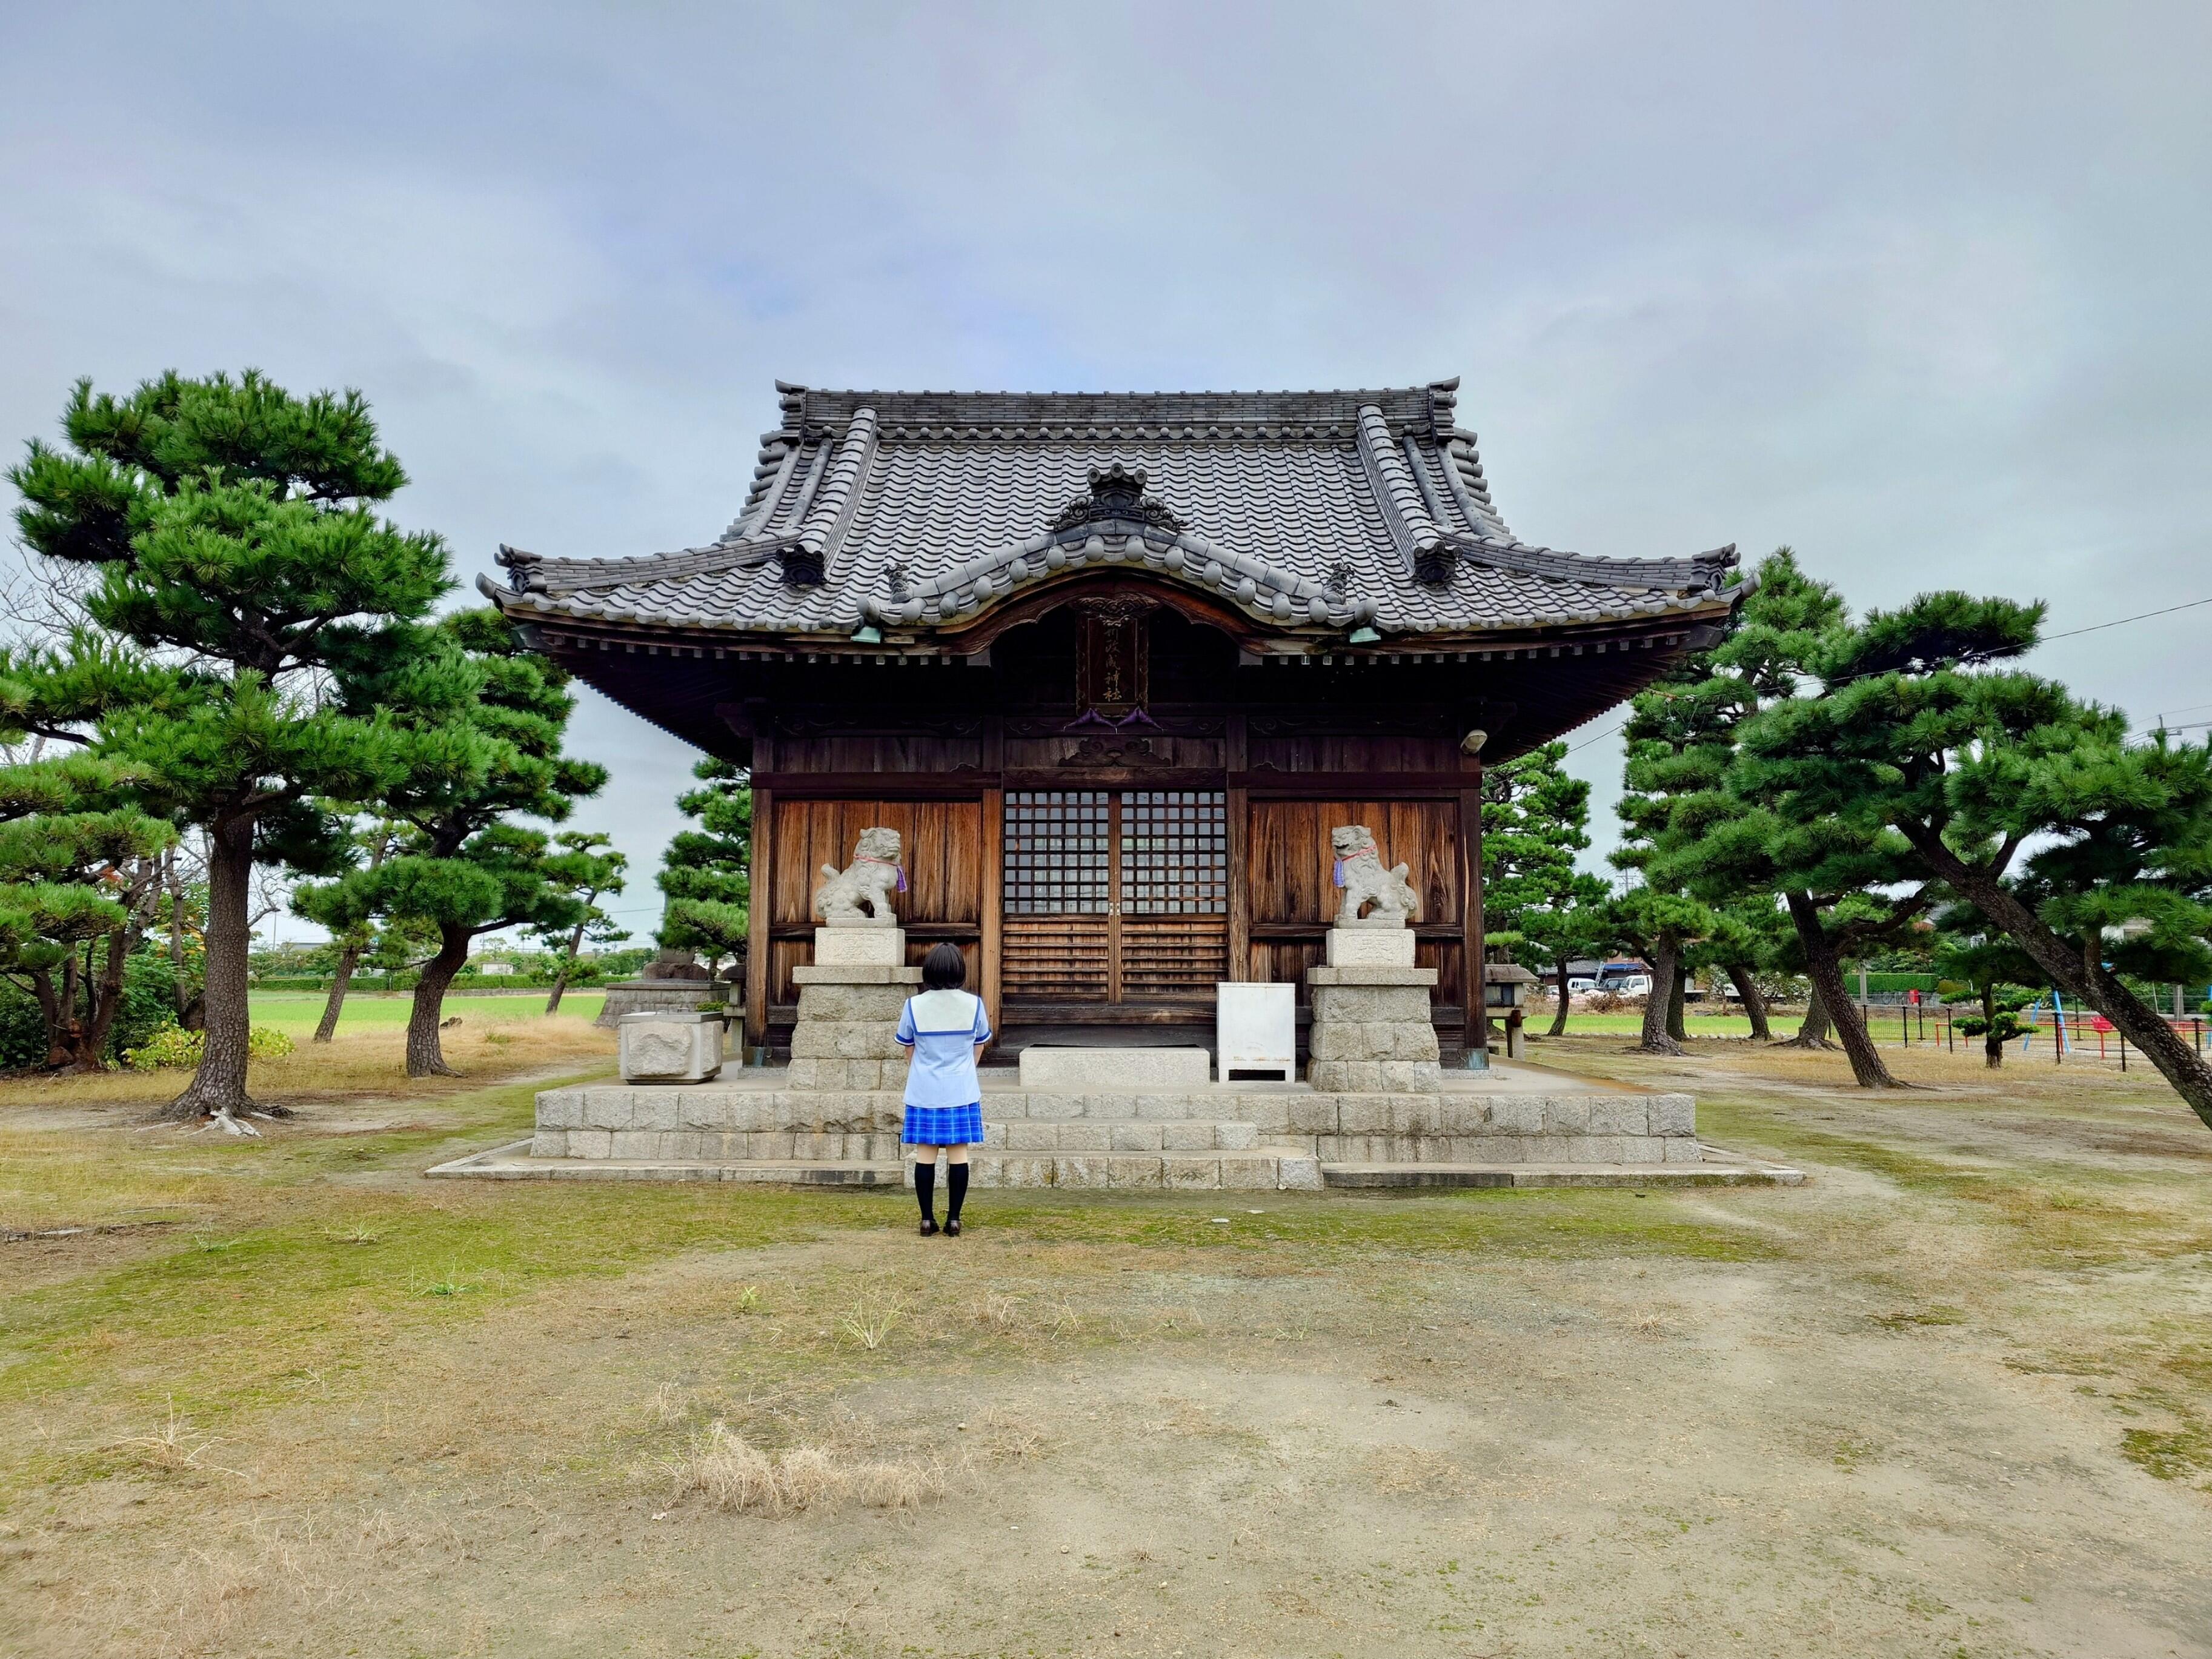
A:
[744, 786, 772, 1051]
[980, 786, 1003, 1039]
[1460, 772, 1487, 1061]
[744, 723, 776, 1053]
[1225, 712, 1249, 982]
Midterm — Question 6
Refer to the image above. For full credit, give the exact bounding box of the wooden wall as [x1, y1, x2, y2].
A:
[765, 797, 984, 1008]
[1243, 797, 1467, 1020]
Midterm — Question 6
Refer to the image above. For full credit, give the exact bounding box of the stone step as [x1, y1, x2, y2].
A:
[968, 1152, 1320, 1192]
[1321, 1159, 1798, 1189]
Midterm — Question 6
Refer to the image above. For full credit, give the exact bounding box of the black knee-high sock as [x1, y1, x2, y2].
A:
[947, 1162, 969, 1221]
[915, 1160, 936, 1220]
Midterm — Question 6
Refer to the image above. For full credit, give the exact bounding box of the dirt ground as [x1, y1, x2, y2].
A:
[3, 1029, 2209, 1657]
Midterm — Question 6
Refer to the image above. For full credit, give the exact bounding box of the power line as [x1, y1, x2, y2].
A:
[2042, 595, 2212, 642]
[1567, 591, 2212, 761]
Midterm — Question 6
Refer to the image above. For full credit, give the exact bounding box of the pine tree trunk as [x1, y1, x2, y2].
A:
[317, 832, 387, 1042]
[1784, 892, 1903, 1088]
[160, 814, 259, 1120]
[1635, 940, 1684, 1055]
[1547, 957, 1571, 1036]
[406, 927, 472, 1078]
[28, 968, 67, 1069]
[1666, 960, 1689, 1042]
[1904, 826, 2212, 1131]
[1727, 963, 1772, 1040]
[63, 925, 133, 1071]
[1980, 985, 2004, 1069]
[1780, 988, 1835, 1048]
[313, 943, 360, 1043]
[545, 918, 585, 1014]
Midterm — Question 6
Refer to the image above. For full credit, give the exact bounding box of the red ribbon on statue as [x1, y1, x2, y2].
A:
[857, 855, 908, 893]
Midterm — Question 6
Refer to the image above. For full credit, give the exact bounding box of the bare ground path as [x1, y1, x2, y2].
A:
[2, 1027, 2208, 1656]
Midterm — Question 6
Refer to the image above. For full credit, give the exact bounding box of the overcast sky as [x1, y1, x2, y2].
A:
[5, 2, 2208, 945]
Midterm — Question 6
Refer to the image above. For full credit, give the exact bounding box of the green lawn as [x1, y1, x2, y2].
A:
[248, 989, 606, 1033]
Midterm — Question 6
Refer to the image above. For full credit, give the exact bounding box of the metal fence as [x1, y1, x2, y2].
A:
[1862, 1002, 2208, 1068]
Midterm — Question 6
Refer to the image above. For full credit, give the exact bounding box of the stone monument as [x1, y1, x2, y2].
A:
[786, 828, 918, 1091]
[1307, 824, 1441, 1092]
[594, 947, 726, 1029]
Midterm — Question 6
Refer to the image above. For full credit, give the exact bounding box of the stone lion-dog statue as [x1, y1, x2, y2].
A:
[814, 826, 905, 926]
[1332, 824, 1420, 928]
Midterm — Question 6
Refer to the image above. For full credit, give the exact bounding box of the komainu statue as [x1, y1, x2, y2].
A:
[1331, 824, 1420, 928]
[813, 826, 905, 926]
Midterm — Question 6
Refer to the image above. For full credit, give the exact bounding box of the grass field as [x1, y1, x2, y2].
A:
[2, 1028, 2208, 1655]
[246, 988, 608, 1032]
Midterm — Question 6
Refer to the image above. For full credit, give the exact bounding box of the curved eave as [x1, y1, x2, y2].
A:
[479, 528, 1740, 650]
[481, 567, 1744, 665]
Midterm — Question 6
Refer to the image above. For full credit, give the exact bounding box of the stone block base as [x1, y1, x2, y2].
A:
[1324, 926, 1417, 968]
[1308, 968, 1440, 1093]
[617, 1011, 723, 1083]
[812, 926, 905, 966]
[1018, 1046, 1212, 1089]
[785, 960, 920, 1093]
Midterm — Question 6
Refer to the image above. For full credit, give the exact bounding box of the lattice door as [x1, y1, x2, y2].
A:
[1117, 791, 1228, 1000]
[1002, 791, 1111, 1001]
[1001, 788, 1227, 1006]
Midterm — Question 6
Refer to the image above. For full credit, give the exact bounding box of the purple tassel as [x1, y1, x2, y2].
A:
[1332, 859, 1346, 888]
[895, 866, 908, 893]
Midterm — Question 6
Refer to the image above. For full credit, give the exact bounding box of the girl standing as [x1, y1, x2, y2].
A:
[894, 943, 991, 1236]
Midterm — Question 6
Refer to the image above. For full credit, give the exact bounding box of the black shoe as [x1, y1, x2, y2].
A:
[919, 1217, 938, 1237]
[945, 1217, 962, 1237]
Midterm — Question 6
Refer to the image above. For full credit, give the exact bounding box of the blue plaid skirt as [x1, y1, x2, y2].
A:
[903, 1102, 983, 1146]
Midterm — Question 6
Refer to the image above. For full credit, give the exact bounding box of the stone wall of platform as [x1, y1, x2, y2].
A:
[528, 1083, 1698, 1171]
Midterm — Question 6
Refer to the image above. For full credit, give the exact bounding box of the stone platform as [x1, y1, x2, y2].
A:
[427, 1062, 1803, 1190]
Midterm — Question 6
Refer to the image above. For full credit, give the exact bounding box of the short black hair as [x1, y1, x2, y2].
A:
[922, 942, 968, 991]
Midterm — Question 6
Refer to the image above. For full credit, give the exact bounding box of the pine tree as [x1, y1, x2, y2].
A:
[8, 372, 459, 1117]
[656, 759, 752, 971]
[1933, 908, 2041, 1068]
[1736, 590, 2212, 1129]
[0, 743, 174, 1069]
[310, 818, 396, 1043]
[533, 832, 628, 1013]
[1687, 899, 1791, 1041]
[1637, 551, 1924, 1085]
[1480, 740, 1603, 1037]
[296, 608, 605, 1076]
[1520, 876, 1617, 1036]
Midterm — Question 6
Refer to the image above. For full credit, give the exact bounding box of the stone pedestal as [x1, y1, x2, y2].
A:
[786, 929, 920, 1091]
[1306, 934, 1441, 1092]
[618, 1010, 724, 1083]
[1018, 1046, 1213, 1089]
[1325, 927, 1418, 968]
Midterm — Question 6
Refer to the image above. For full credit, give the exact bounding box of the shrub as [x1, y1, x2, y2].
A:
[124, 1025, 297, 1071]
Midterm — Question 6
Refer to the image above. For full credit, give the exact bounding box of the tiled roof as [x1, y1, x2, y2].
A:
[482, 378, 1738, 642]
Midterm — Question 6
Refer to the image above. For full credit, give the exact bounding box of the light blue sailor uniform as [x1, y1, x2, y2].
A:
[895, 988, 991, 1145]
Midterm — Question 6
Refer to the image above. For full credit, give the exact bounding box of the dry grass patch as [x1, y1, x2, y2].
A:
[0, 1016, 613, 1120]
[665, 1421, 951, 1516]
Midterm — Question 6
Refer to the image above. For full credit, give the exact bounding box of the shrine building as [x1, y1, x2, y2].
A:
[482, 378, 1742, 1066]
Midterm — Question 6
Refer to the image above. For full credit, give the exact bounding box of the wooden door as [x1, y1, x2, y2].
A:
[1001, 789, 1227, 1012]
